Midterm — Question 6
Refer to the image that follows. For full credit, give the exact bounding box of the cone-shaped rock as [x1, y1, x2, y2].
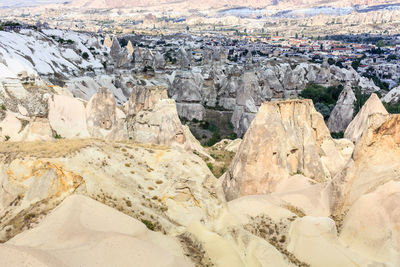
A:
[344, 93, 388, 144]
[103, 34, 112, 48]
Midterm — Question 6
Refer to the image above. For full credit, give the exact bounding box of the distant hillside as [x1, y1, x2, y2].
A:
[68, 0, 399, 9]
[0, 0, 67, 8]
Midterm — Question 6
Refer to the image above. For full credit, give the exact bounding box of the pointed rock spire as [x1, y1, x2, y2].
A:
[344, 93, 389, 143]
[103, 34, 112, 48]
[126, 40, 134, 55]
[110, 37, 121, 58]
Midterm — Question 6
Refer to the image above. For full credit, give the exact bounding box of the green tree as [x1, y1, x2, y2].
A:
[82, 52, 89, 60]
[376, 40, 385, 47]
[327, 58, 335, 65]
[352, 59, 361, 70]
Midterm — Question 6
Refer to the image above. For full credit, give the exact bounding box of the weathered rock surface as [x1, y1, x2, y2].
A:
[0, 139, 221, 241]
[344, 93, 388, 144]
[339, 181, 400, 266]
[330, 114, 400, 216]
[287, 216, 374, 267]
[48, 94, 90, 138]
[86, 87, 127, 140]
[0, 195, 192, 267]
[382, 85, 400, 104]
[327, 84, 356, 133]
[223, 99, 347, 201]
[126, 85, 209, 156]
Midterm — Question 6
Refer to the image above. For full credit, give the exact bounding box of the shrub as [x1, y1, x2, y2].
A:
[207, 163, 213, 171]
[54, 133, 62, 139]
[141, 219, 155, 231]
[82, 52, 89, 60]
[331, 132, 344, 139]
[1, 104, 6, 110]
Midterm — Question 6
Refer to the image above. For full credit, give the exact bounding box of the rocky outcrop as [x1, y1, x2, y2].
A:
[170, 74, 205, 121]
[330, 114, 400, 216]
[126, 40, 134, 55]
[382, 85, 400, 104]
[48, 94, 90, 138]
[177, 47, 191, 70]
[126, 85, 208, 157]
[86, 87, 127, 140]
[0, 138, 221, 241]
[103, 34, 112, 48]
[223, 99, 348, 201]
[153, 51, 166, 70]
[327, 84, 356, 133]
[344, 93, 388, 144]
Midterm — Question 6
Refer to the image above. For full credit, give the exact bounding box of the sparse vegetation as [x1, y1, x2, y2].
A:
[141, 219, 156, 231]
[207, 162, 213, 171]
[331, 131, 344, 139]
[1, 104, 6, 111]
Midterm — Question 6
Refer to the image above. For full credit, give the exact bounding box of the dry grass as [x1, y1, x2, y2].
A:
[0, 139, 98, 162]
[0, 139, 171, 163]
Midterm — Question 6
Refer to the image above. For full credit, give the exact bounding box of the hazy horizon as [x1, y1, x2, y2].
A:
[0, 0, 68, 8]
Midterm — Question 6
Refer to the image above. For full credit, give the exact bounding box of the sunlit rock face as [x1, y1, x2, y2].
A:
[223, 99, 348, 201]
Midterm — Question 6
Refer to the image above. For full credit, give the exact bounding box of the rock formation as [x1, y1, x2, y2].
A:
[48, 94, 90, 138]
[86, 87, 127, 140]
[344, 93, 388, 143]
[382, 85, 400, 104]
[127, 40, 134, 55]
[103, 34, 112, 48]
[153, 51, 166, 70]
[177, 47, 191, 69]
[125, 85, 209, 157]
[1, 195, 193, 267]
[327, 84, 356, 133]
[223, 99, 348, 201]
[330, 114, 400, 216]
[339, 181, 400, 266]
